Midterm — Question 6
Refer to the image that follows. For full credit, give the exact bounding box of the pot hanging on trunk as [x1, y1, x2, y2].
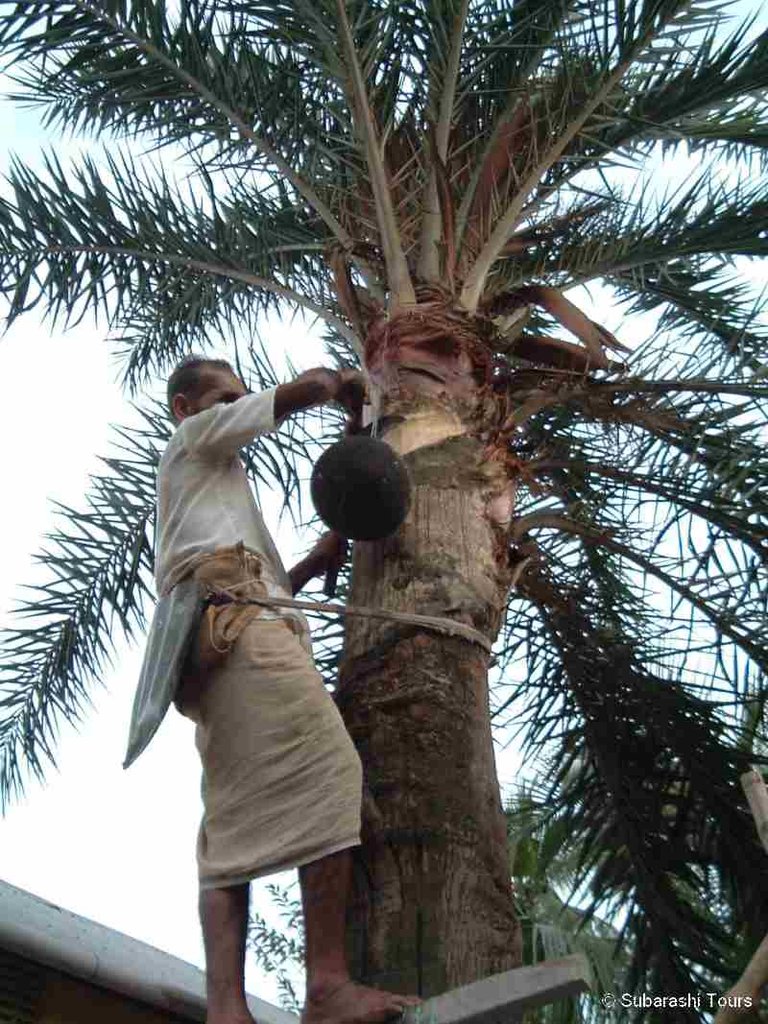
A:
[311, 435, 412, 542]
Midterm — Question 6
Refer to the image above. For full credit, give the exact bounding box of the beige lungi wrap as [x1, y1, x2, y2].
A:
[178, 545, 363, 890]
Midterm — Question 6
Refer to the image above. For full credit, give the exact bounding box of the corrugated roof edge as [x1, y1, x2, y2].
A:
[0, 878, 299, 1024]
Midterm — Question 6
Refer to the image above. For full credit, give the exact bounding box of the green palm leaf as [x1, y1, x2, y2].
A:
[1, 0, 767, 1008]
[0, 405, 163, 808]
[0, 149, 356, 384]
[0, 396, 320, 810]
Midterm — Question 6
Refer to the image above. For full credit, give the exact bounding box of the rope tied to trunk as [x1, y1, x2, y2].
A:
[207, 580, 494, 653]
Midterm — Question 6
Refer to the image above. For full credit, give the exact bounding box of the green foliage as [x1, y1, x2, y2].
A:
[248, 881, 305, 1014]
[0, 151, 346, 388]
[491, 342, 767, 1010]
[0, 392, 321, 810]
[0, 404, 163, 807]
[507, 789, 628, 1023]
[0, 0, 767, 1014]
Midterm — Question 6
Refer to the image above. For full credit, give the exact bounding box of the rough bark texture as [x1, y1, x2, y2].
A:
[335, 391, 522, 994]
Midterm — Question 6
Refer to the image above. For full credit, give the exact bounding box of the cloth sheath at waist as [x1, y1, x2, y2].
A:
[123, 544, 301, 769]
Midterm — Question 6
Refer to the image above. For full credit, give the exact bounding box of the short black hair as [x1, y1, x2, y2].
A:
[166, 355, 235, 418]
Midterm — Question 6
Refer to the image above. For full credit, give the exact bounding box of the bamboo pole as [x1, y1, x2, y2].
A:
[713, 769, 768, 1023]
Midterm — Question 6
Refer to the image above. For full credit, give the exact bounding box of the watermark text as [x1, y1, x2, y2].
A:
[600, 992, 754, 1011]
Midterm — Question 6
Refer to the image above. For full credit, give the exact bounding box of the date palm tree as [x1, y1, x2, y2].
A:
[244, 786, 633, 1022]
[1, 0, 767, 1015]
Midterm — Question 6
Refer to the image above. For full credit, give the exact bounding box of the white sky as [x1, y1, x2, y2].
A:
[1, 3, 766, 1007]
[0, 100, 529, 1007]
[0, 306, 525, 1000]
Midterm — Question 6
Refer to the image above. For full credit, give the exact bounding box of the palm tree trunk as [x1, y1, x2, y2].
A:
[335, 393, 521, 994]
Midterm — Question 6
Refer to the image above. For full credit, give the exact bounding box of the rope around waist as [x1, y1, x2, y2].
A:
[205, 587, 493, 653]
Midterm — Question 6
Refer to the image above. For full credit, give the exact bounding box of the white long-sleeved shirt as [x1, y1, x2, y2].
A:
[154, 388, 307, 631]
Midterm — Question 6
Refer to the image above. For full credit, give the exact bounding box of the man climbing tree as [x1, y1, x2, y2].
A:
[124, 354, 419, 1024]
[0, 1, 767, 1018]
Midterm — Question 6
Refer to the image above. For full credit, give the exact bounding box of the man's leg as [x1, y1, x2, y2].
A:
[300, 849, 421, 1024]
[200, 884, 255, 1024]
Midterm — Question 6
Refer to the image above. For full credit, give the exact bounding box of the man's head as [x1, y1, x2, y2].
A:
[167, 356, 248, 422]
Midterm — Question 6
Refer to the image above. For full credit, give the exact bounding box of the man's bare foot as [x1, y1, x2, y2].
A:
[302, 979, 421, 1024]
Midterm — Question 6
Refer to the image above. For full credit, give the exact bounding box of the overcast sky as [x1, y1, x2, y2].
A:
[0, 90, 531, 1006]
[0, 307, 524, 1000]
[1, 3, 766, 1008]
[0, 90, 334, 1001]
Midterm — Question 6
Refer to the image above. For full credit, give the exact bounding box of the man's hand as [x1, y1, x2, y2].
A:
[274, 367, 366, 426]
[310, 532, 349, 598]
[288, 531, 349, 597]
[303, 367, 343, 401]
[299, 366, 365, 418]
[310, 530, 349, 571]
[334, 369, 366, 431]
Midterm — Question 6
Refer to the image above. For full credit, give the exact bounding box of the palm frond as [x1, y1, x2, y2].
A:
[612, 266, 768, 376]
[507, 788, 629, 1023]
[247, 881, 304, 1015]
[0, 404, 163, 809]
[490, 349, 768, 999]
[594, 20, 768, 165]
[0, 149, 358, 384]
[503, 174, 768, 301]
[0, 0, 364, 260]
[2, 0, 768, 1000]
[416, 0, 469, 281]
[499, 562, 768, 1005]
[491, 176, 768, 375]
[332, 0, 415, 307]
[0, 392, 322, 807]
[458, 0, 727, 308]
